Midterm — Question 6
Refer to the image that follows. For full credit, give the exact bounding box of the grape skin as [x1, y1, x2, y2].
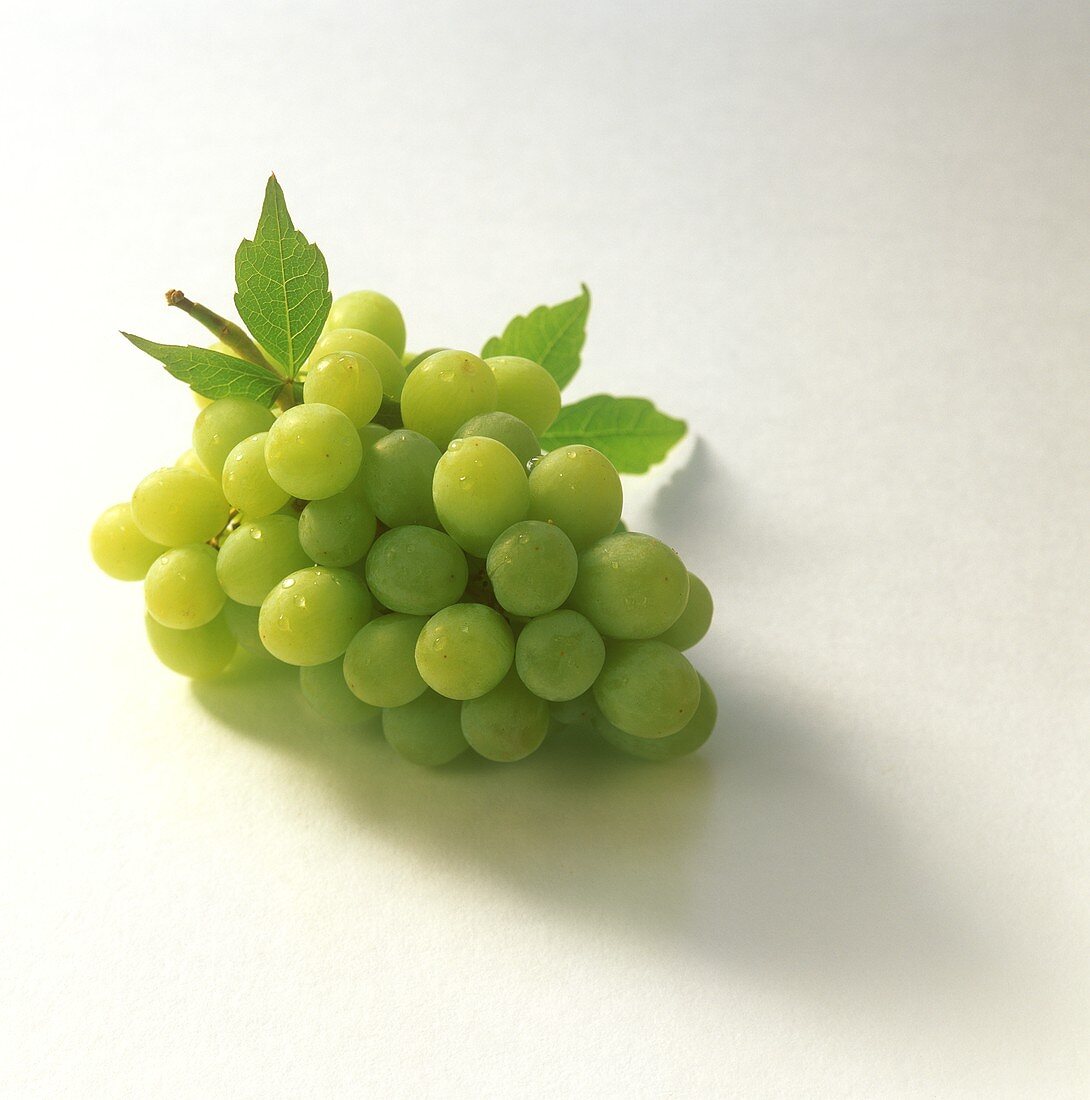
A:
[303, 351, 383, 427]
[527, 445, 622, 552]
[265, 403, 363, 500]
[454, 411, 541, 468]
[363, 526, 468, 615]
[300, 660, 381, 727]
[655, 572, 713, 650]
[193, 397, 275, 477]
[596, 676, 717, 760]
[215, 515, 312, 607]
[382, 690, 468, 766]
[326, 291, 406, 359]
[360, 429, 442, 528]
[343, 614, 428, 708]
[131, 466, 230, 548]
[90, 502, 167, 581]
[593, 640, 700, 738]
[307, 329, 406, 402]
[299, 492, 377, 567]
[222, 599, 271, 657]
[144, 544, 225, 630]
[461, 669, 549, 762]
[514, 610, 605, 702]
[401, 350, 498, 448]
[486, 520, 577, 618]
[221, 432, 290, 518]
[485, 355, 561, 436]
[414, 603, 514, 700]
[145, 611, 236, 678]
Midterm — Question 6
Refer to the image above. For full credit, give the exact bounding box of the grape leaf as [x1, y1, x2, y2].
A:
[482, 285, 590, 389]
[541, 395, 687, 473]
[234, 175, 332, 379]
[122, 334, 284, 406]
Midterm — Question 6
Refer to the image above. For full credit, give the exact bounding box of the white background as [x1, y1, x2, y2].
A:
[2, 1, 1088, 1095]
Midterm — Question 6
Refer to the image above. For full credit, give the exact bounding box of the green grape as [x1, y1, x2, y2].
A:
[400, 350, 498, 448]
[264, 403, 362, 500]
[454, 411, 540, 468]
[485, 355, 562, 435]
[299, 661, 381, 727]
[175, 449, 208, 475]
[596, 675, 716, 760]
[90, 502, 167, 581]
[359, 429, 441, 527]
[569, 532, 690, 639]
[656, 572, 713, 650]
[514, 610, 605, 702]
[527, 445, 622, 552]
[432, 436, 530, 557]
[145, 611, 236, 678]
[307, 329, 406, 401]
[460, 669, 549, 762]
[192, 397, 275, 477]
[259, 566, 372, 666]
[221, 599, 270, 657]
[485, 520, 577, 617]
[326, 291, 406, 358]
[363, 526, 468, 615]
[215, 515, 312, 606]
[144, 544, 225, 629]
[345, 422, 392, 500]
[221, 432, 290, 518]
[550, 691, 600, 727]
[303, 351, 383, 427]
[414, 603, 514, 700]
[359, 422, 391, 448]
[343, 613, 428, 708]
[592, 640, 700, 738]
[299, 492, 376, 567]
[131, 466, 230, 547]
[382, 690, 467, 766]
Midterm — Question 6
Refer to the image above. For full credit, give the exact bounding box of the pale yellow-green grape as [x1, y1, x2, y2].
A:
[363, 526, 468, 615]
[656, 572, 713, 650]
[326, 290, 407, 358]
[359, 429, 441, 528]
[569, 532, 689, 640]
[131, 467, 230, 547]
[596, 676, 716, 760]
[454, 411, 540, 468]
[192, 397, 275, 477]
[485, 520, 577, 617]
[175, 449, 208, 475]
[221, 432, 290, 518]
[144, 544, 225, 629]
[514, 610, 605, 702]
[298, 492, 377, 567]
[345, 422, 392, 500]
[264, 403, 362, 500]
[400, 350, 498, 448]
[593, 640, 700, 738]
[460, 669, 549, 762]
[527, 445, 622, 552]
[222, 599, 270, 657]
[414, 603, 514, 700]
[550, 691, 600, 727]
[145, 611, 236, 678]
[485, 356, 562, 435]
[382, 690, 468, 766]
[303, 351, 383, 427]
[432, 436, 529, 557]
[299, 661, 381, 727]
[259, 566, 372, 666]
[215, 515, 312, 606]
[90, 502, 167, 581]
[307, 329, 406, 401]
[343, 614, 428, 708]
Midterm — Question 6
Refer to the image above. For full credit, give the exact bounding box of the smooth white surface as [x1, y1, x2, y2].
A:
[2, 1, 1088, 1095]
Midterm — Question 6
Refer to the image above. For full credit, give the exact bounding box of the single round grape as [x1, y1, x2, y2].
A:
[486, 520, 577, 617]
[656, 572, 713, 650]
[461, 669, 549, 762]
[360, 429, 441, 528]
[175, 449, 208, 475]
[221, 432, 290, 518]
[346, 422, 392, 500]
[300, 661, 381, 727]
[550, 691, 600, 727]
[432, 436, 529, 557]
[298, 492, 376, 567]
[221, 599, 270, 657]
[259, 566, 372, 666]
[514, 610, 605, 702]
[343, 614, 428, 708]
[215, 515, 312, 606]
[485, 356, 562, 435]
[145, 611, 236, 678]
[192, 397, 275, 477]
[363, 526, 468, 615]
[382, 690, 467, 766]
[527, 445, 622, 552]
[90, 502, 167, 581]
[144, 544, 225, 629]
[326, 291, 406, 358]
[131, 466, 230, 547]
[454, 411, 540, 468]
[569, 532, 690, 639]
[307, 329, 406, 401]
[597, 676, 716, 760]
[593, 640, 700, 738]
[264, 403, 362, 500]
[414, 603, 514, 700]
[401, 350, 498, 448]
[303, 351, 383, 428]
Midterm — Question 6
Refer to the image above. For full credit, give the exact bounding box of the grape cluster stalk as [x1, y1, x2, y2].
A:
[92, 290, 716, 765]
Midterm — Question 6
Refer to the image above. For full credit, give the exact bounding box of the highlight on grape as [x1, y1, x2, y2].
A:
[91, 176, 715, 766]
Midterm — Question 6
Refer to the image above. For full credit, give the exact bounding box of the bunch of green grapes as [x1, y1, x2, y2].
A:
[92, 291, 716, 766]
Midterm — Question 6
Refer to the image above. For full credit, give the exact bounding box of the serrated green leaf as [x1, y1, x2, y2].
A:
[122, 333, 284, 406]
[482, 285, 590, 390]
[541, 395, 687, 474]
[234, 175, 332, 379]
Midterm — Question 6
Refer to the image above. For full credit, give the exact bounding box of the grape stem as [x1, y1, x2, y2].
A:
[165, 290, 280, 376]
